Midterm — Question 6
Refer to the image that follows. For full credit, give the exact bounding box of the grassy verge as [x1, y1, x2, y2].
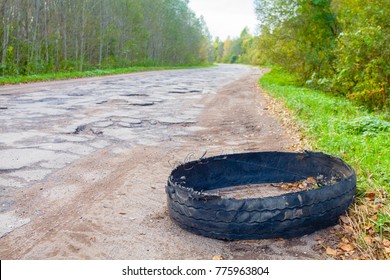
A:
[0, 64, 214, 85]
[260, 67, 390, 259]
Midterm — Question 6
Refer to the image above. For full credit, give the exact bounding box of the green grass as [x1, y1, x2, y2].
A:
[260, 67, 389, 194]
[0, 64, 214, 85]
[260, 67, 390, 255]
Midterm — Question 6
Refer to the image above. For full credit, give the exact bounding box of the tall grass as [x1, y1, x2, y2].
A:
[260, 67, 390, 259]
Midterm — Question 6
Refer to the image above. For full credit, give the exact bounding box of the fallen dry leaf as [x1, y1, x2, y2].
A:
[307, 177, 317, 184]
[365, 222, 375, 230]
[382, 238, 390, 247]
[374, 236, 382, 243]
[338, 242, 355, 252]
[374, 198, 385, 205]
[364, 236, 373, 246]
[374, 204, 384, 211]
[339, 216, 350, 224]
[326, 247, 339, 256]
[343, 225, 355, 235]
[341, 237, 350, 244]
[365, 192, 376, 200]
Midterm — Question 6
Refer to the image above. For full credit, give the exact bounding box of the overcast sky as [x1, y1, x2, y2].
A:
[188, 0, 258, 40]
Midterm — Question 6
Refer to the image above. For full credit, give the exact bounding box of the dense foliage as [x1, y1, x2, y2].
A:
[0, 0, 213, 76]
[254, 0, 389, 110]
[216, 0, 389, 110]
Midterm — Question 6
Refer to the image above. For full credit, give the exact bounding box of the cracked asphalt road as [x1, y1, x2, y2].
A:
[0, 66, 251, 194]
[0, 64, 327, 259]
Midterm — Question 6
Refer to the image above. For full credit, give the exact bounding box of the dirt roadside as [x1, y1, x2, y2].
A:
[0, 68, 331, 259]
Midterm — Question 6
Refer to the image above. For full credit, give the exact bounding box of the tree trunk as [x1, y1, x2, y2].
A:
[61, 0, 68, 61]
[44, 1, 49, 66]
[79, 0, 86, 71]
[98, 0, 104, 67]
[1, 0, 10, 70]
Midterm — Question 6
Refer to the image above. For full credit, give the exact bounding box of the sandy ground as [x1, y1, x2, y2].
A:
[0, 65, 330, 259]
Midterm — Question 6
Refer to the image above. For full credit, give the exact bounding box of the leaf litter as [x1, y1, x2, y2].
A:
[204, 177, 322, 199]
[318, 188, 390, 260]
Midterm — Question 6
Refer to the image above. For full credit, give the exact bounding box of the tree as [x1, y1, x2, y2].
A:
[331, 0, 389, 109]
[254, 0, 339, 82]
[213, 37, 224, 63]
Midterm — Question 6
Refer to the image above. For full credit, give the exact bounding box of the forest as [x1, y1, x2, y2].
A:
[0, 0, 213, 75]
[217, 0, 389, 111]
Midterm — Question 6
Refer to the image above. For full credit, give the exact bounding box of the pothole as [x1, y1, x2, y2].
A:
[130, 102, 155, 106]
[120, 93, 149, 97]
[72, 124, 103, 136]
[37, 97, 66, 105]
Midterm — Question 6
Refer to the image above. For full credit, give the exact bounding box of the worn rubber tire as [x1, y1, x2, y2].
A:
[166, 151, 356, 240]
